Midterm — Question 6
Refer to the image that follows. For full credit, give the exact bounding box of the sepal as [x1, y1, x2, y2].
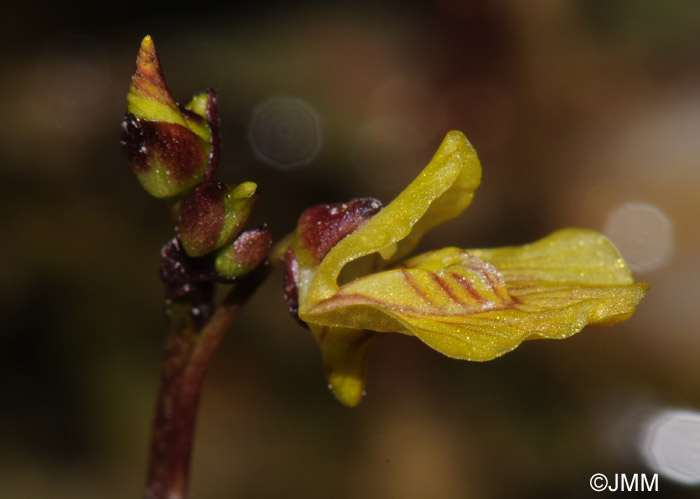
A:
[295, 198, 383, 264]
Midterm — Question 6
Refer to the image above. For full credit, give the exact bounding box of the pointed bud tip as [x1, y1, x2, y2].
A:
[128, 34, 183, 124]
[231, 181, 257, 199]
[183, 90, 219, 122]
[185, 91, 210, 119]
[136, 35, 158, 72]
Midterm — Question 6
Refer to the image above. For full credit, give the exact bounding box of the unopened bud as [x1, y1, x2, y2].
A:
[121, 36, 212, 198]
[179, 180, 258, 257]
[214, 226, 272, 278]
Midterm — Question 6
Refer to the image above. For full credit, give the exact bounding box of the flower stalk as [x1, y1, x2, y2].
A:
[121, 36, 272, 498]
[145, 265, 271, 499]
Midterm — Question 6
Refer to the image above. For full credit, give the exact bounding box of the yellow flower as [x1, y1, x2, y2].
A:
[283, 131, 648, 406]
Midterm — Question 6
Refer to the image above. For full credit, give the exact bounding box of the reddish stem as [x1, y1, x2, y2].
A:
[145, 265, 270, 499]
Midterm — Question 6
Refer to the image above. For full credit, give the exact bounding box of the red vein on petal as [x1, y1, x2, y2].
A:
[401, 270, 439, 307]
[476, 267, 511, 303]
[312, 291, 511, 318]
[449, 272, 485, 304]
[432, 273, 467, 306]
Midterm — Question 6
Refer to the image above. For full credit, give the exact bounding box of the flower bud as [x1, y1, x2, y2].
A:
[214, 226, 272, 278]
[178, 180, 258, 257]
[121, 36, 212, 199]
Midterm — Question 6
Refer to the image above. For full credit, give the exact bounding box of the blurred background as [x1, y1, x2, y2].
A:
[1, 1, 699, 497]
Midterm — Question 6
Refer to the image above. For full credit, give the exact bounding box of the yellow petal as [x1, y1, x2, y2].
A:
[304, 250, 511, 326]
[301, 229, 647, 361]
[470, 228, 636, 285]
[301, 131, 481, 309]
[310, 324, 379, 407]
[469, 228, 649, 325]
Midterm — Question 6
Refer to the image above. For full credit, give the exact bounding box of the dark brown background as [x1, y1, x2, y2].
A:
[1, 1, 699, 497]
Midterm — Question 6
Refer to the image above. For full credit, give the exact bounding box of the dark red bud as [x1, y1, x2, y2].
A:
[214, 226, 272, 278]
[178, 181, 227, 257]
[121, 113, 208, 198]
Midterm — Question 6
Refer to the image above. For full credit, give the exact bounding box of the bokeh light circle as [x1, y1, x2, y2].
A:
[603, 202, 674, 272]
[249, 97, 321, 169]
[640, 408, 700, 485]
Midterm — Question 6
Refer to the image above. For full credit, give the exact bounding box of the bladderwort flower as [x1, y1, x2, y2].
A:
[123, 35, 650, 498]
[282, 131, 648, 406]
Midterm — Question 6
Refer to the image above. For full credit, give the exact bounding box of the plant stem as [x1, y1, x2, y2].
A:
[145, 264, 271, 499]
